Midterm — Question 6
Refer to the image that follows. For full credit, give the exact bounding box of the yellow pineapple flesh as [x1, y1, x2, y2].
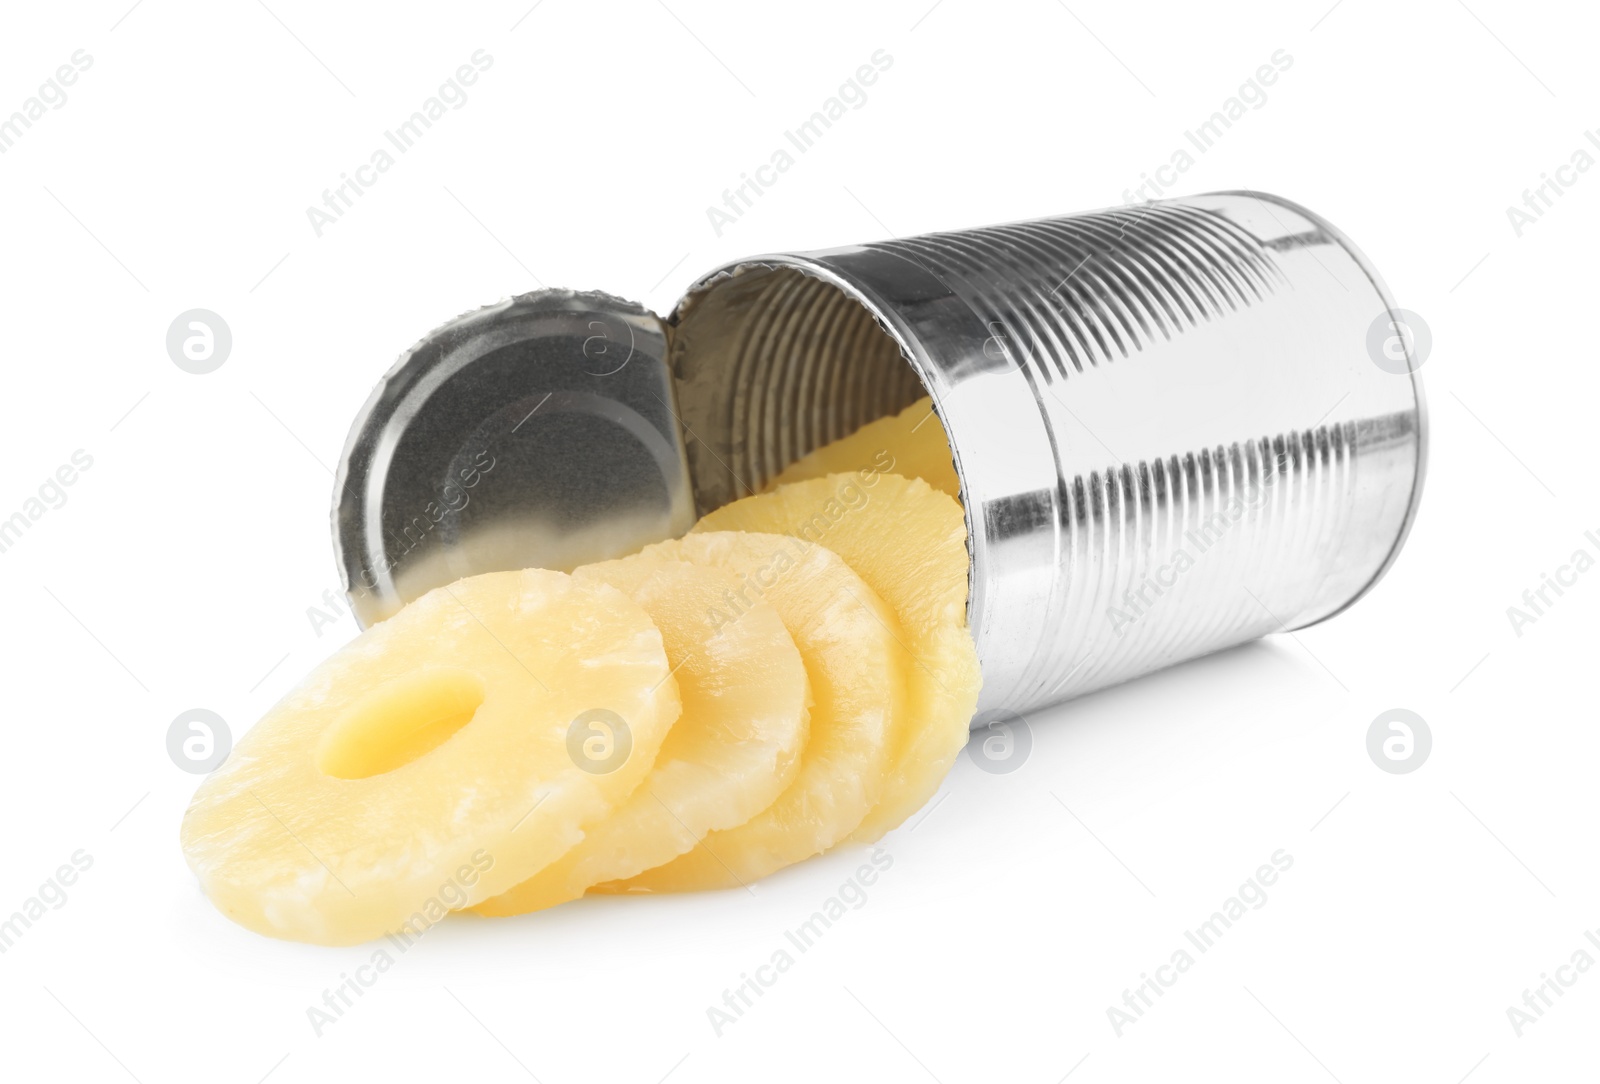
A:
[598, 530, 909, 892]
[764, 396, 960, 499]
[179, 568, 680, 945]
[696, 472, 981, 841]
[474, 558, 809, 916]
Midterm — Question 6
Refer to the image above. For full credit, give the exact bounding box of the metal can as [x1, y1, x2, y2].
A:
[336, 191, 1427, 722]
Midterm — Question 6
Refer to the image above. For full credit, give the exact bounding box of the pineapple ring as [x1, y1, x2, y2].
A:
[474, 558, 809, 916]
[764, 396, 960, 499]
[599, 530, 908, 892]
[695, 473, 982, 841]
[180, 568, 680, 945]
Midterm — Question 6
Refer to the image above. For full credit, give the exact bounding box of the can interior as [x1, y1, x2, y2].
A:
[665, 264, 944, 515]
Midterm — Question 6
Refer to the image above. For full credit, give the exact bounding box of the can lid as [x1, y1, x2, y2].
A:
[333, 289, 694, 627]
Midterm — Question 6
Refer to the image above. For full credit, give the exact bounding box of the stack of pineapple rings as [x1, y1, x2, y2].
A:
[180, 399, 981, 945]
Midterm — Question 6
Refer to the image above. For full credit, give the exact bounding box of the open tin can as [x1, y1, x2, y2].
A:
[334, 190, 1427, 722]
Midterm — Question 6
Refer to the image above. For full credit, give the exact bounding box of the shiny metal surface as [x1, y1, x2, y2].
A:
[669, 192, 1427, 718]
[334, 290, 694, 626]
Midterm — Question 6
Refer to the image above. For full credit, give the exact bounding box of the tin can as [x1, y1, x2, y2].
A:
[336, 191, 1427, 721]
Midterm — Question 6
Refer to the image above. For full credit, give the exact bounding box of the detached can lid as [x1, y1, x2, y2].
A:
[333, 289, 694, 627]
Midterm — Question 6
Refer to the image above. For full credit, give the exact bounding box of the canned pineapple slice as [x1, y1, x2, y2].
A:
[180, 568, 680, 945]
[764, 396, 960, 500]
[696, 473, 981, 840]
[601, 530, 908, 892]
[475, 558, 809, 916]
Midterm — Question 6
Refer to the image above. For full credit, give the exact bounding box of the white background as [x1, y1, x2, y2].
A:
[1, 0, 1596, 1081]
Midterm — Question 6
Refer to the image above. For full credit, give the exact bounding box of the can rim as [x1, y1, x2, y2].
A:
[1212, 190, 1431, 632]
[668, 251, 984, 635]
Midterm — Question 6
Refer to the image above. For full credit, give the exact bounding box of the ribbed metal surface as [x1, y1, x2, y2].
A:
[884, 203, 1286, 382]
[727, 271, 922, 493]
[673, 192, 1426, 717]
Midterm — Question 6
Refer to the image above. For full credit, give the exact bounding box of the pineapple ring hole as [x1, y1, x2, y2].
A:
[316, 667, 487, 780]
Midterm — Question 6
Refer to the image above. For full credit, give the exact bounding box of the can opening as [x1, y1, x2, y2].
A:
[667, 264, 944, 515]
